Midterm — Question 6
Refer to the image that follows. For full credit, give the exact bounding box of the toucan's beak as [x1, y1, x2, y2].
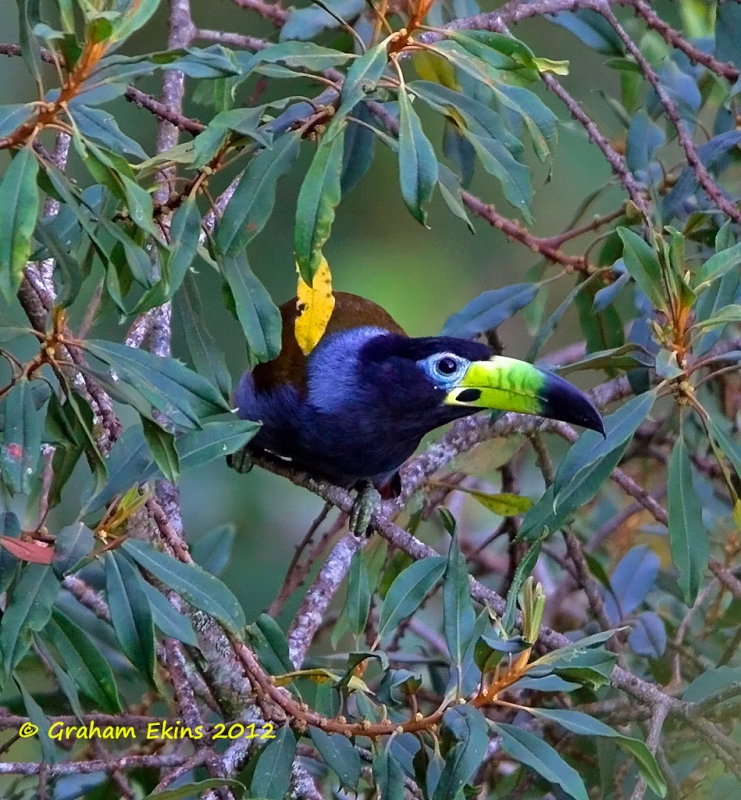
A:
[444, 356, 605, 436]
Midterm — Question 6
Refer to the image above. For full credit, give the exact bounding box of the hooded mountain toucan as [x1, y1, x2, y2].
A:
[231, 292, 604, 532]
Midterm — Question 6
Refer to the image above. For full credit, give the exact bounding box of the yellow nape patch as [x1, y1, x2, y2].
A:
[294, 256, 335, 355]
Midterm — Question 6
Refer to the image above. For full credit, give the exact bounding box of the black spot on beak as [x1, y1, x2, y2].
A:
[456, 388, 482, 403]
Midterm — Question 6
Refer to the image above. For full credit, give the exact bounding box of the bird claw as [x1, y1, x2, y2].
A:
[226, 446, 254, 474]
[350, 484, 381, 536]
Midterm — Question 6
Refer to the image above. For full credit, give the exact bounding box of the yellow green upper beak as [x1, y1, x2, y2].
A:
[444, 356, 605, 435]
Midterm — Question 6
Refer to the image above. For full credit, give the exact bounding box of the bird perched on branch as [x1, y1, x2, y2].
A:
[230, 292, 604, 533]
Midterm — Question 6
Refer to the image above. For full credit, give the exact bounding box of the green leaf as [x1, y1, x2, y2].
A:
[338, 40, 388, 117]
[162, 195, 202, 299]
[502, 535, 545, 634]
[441, 284, 538, 338]
[433, 705, 489, 800]
[17, 677, 59, 764]
[0, 564, 60, 674]
[141, 581, 199, 647]
[520, 391, 656, 541]
[309, 726, 362, 788]
[496, 722, 588, 800]
[52, 522, 94, 578]
[81, 339, 230, 428]
[373, 749, 406, 800]
[437, 164, 475, 231]
[33, 635, 85, 719]
[294, 119, 346, 283]
[696, 240, 741, 285]
[142, 779, 246, 800]
[443, 528, 475, 677]
[0, 103, 35, 137]
[617, 228, 667, 311]
[142, 416, 180, 483]
[246, 614, 294, 675]
[239, 41, 354, 76]
[192, 523, 236, 577]
[668, 422, 709, 604]
[280, 0, 364, 41]
[15, 0, 44, 94]
[47, 390, 106, 503]
[398, 89, 438, 226]
[252, 726, 297, 799]
[345, 548, 371, 638]
[411, 80, 521, 157]
[70, 104, 148, 160]
[528, 275, 599, 362]
[46, 609, 122, 712]
[177, 274, 232, 399]
[553, 390, 657, 503]
[378, 556, 446, 640]
[525, 708, 666, 797]
[0, 147, 39, 302]
[693, 303, 741, 332]
[111, 0, 161, 43]
[215, 132, 301, 257]
[122, 539, 246, 634]
[0, 377, 45, 495]
[33, 221, 84, 308]
[105, 551, 156, 684]
[556, 343, 653, 376]
[683, 666, 741, 703]
[221, 253, 282, 362]
[464, 131, 532, 222]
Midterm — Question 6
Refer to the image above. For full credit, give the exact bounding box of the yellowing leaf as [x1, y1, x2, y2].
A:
[273, 667, 371, 693]
[274, 668, 339, 686]
[412, 51, 460, 90]
[463, 490, 533, 516]
[294, 256, 335, 355]
[533, 57, 570, 75]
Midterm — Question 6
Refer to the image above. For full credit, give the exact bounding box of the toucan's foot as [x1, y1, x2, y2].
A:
[350, 483, 381, 536]
[227, 445, 254, 474]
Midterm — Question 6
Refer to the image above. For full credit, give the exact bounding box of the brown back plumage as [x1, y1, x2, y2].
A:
[252, 291, 407, 394]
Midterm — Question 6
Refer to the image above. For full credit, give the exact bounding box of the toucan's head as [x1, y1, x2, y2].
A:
[324, 331, 605, 437]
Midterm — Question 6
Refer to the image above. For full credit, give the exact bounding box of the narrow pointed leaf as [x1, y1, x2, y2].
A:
[1, 378, 44, 495]
[617, 228, 667, 311]
[105, 551, 156, 684]
[309, 726, 362, 788]
[433, 706, 489, 800]
[122, 539, 246, 633]
[252, 726, 297, 799]
[215, 132, 301, 257]
[294, 120, 345, 284]
[398, 89, 438, 226]
[497, 722, 588, 800]
[221, 253, 282, 362]
[378, 557, 446, 639]
[142, 416, 180, 483]
[46, 610, 121, 713]
[0, 146, 39, 302]
[668, 426, 709, 604]
[443, 529, 475, 672]
[0, 564, 60, 674]
[81, 340, 230, 428]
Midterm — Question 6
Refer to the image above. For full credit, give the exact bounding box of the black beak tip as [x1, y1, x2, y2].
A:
[541, 373, 605, 437]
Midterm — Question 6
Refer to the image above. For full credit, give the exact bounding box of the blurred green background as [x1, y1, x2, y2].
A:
[0, 0, 629, 622]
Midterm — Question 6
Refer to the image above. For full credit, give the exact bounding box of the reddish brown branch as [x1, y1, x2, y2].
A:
[599, 2, 741, 226]
[630, 0, 740, 83]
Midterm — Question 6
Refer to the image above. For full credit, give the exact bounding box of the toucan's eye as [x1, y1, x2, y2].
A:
[436, 356, 458, 375]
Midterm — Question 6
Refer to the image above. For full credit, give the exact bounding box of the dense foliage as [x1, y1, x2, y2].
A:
[1, 0, 741, 797]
